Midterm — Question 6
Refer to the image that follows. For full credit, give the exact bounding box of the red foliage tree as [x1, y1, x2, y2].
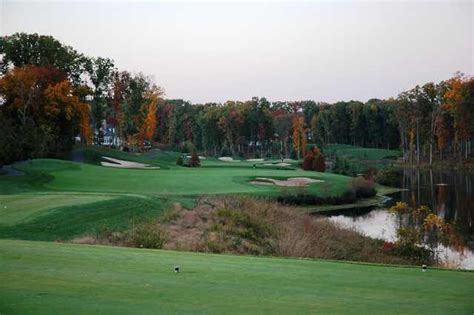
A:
[189, 153, 201, 167]
[302, 146, 325, 172]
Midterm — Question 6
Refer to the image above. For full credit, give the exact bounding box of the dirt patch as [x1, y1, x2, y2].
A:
[250, 177, 323, 187]
[100, 156, 160, 169]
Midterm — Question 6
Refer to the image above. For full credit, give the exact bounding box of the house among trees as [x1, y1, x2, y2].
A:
[102, 126, 121, 147]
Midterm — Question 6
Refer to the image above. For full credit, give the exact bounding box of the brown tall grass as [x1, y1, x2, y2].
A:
[161, 196, 420, 265]
[73, 196, 427, 266]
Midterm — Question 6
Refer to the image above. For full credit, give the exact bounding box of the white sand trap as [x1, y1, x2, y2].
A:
[250, 177, 324, 187]
[264, 162, 291, 167]
[101, 156, 160, 169]
[186, 155, 206, 160]
[218, 157, 240, 162]
[247, 158, 265, 162]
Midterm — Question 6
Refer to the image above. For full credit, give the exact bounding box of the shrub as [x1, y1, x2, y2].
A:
[302, 146, 326, 172]
[277, 187, 357, 205]
[332, 156, 356, 176]
[220, 146, 232, 157]
[127, 221, 168, 249]
[161, 196, 430, 265]
[350, 177, 376, 198]
[313, 153, 326, 172]
[189, 153, 201, 167]
[363, 167, 377, 180]
[375, 167, 400, 187]
[302, 154, 315, 170]
[176, 156, 184, 166]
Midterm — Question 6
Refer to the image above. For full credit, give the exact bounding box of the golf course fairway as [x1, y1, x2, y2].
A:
[0, 239, 472, 314]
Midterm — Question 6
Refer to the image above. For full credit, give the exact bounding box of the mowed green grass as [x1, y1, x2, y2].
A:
[0, 240, 473, 315]
[0, 193, 116, 225]
[0, 196, 180, 241]
[0, 150, 349, 241]
[9, 158, 351, 198]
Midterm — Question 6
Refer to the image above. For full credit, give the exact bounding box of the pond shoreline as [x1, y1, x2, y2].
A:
[303, 185, 406, 213]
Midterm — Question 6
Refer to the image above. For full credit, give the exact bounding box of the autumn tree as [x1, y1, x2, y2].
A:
[292, 115, 306, 160]
[44, 80, 92, 145]
[0, 32, 86, 85]
[0, 65, 91, 164]
[138, 88, 162, 148]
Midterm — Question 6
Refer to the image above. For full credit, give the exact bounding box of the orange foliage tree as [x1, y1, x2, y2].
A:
[44, 80, 92, 144]
[137, 87, 163, 149]
[292, 115, 307, 160]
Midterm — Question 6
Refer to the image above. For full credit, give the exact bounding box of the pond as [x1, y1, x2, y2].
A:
[327, 169, 474, 269]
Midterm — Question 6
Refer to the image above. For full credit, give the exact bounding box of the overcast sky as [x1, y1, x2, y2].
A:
[1, 1, 473, 103]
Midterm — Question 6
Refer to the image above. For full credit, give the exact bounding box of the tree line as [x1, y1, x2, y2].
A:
[1, 33, 472, 166]
[0, 33, 161, 165]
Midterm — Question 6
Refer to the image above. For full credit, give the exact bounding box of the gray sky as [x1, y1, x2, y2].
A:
[1, 1, 473, 103]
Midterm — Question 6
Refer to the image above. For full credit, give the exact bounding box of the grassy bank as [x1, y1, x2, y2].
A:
[0, 148, 401, 243]
[1, 239, 472, 314]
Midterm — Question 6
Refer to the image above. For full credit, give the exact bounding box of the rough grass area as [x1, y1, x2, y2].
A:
[77, 196, 429, 266]
[0, 239, 473, 315]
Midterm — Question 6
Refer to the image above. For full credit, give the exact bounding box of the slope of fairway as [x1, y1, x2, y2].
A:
[0, 193, 116, 225]
[0, 240, 472, 314]
[0, 196, 189, 241]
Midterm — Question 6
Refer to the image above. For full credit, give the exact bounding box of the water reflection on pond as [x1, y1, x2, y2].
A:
[327, 169, 474, 269]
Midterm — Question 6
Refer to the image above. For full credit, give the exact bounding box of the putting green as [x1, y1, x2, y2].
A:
[0, 240, 472, 314]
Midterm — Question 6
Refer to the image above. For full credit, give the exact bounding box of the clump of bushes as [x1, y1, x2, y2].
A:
[176, 153, 201, 167]
[220, 146, 232, 157]
[375, 167, 401, 187]
[276, 187, 357, 205]
[210, 208, 274, 255]
[302, 146, 326, 172]
[127, 220, 168, 249]
[332, 156, 357, 176]
[73, 197, 437, 266]
[189, 153, 200, 167]
[350, 176, 376, 198]
[75, 220, 168, 249]
[159, 196, 429, 265]
[387, 201, 464, 265]
[176, 156, 184, 166]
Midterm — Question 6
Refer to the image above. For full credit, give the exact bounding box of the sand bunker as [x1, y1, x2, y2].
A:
[246, 158, 264, 162]
[101, 156, 160, 169]
[186, 155, 206, 160]
[264, 162, 291, 167]
[218, 157, 240, 162]
[250, 177, 324, 187]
